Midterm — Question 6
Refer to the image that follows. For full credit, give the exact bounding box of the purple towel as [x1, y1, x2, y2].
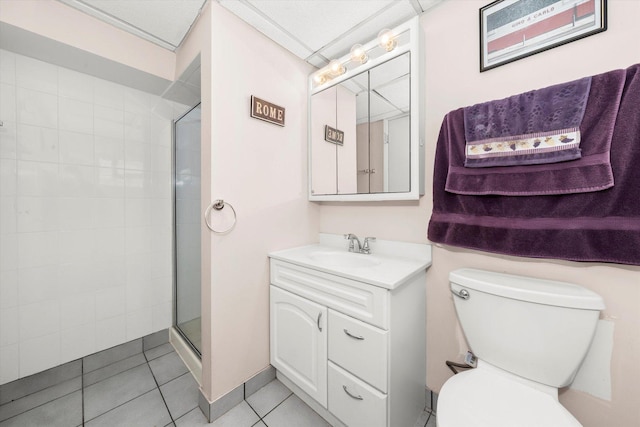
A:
[428, 64, 640, 266]
[445, 68, 625, 196]
[464, 77, 592, 168]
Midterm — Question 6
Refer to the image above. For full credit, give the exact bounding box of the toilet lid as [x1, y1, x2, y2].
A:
[437, 368, 582, 427]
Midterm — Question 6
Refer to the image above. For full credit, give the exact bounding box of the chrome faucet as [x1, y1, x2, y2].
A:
[344, 234, 376, 254]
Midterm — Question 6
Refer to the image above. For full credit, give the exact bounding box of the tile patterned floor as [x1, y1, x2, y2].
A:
[0, 331, 437, 427]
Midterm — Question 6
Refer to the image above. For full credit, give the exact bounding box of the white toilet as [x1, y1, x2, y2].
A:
[437, 268, 605, 427]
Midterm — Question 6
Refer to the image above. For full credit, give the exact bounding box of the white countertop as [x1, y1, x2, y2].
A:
[269, 234, 432, 290]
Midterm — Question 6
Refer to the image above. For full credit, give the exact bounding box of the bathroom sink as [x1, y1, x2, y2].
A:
[308, 251, 381, 269]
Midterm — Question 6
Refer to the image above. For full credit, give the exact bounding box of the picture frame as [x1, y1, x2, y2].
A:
[479, 0, 607, 72]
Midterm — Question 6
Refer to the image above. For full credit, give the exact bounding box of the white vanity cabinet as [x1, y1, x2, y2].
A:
[269, 237, 430, 427]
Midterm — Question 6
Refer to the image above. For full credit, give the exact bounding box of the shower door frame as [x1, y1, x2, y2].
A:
[172, 102, 203, 358]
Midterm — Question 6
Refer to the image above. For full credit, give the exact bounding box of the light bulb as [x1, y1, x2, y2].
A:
[313, 72, 327, 85]
[328, 59, 345, 77]
[350, 44, 368, 64]
[377, 29, 396, 52]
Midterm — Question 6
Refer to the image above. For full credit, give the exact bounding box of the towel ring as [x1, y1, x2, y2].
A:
[204, 199, 236, 234]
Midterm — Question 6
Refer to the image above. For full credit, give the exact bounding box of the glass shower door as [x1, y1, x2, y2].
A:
[174, 104, 202, 355]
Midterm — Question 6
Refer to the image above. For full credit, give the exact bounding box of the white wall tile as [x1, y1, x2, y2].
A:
[95, 167, 125, 198]
[126, 307, 153, 340]
[60, 323, 95, 363]
[94, 79, 124, 110]
[59, 67, 94, 103]
[0, 306, 19, 346]
[59, 230, 94, 264]
[151, 145, 171, 172]
[0, 196, 17, 234]
[0, 344, 19, 384]
[59, 98, 93, 134]
[59, 293, 95, 329]
[0, 120, 18, 159]
[58, 197, 94, 230]
[58, 164, 94, 198]
[125, 226, 152, 255]
[94, 136, 125, 168]
[16, 160, 58, 197]
[93, 254, 126, 290]
[59, 130, 94, 166]
[0, 50, 16, 85]
[19, 332, 60, 377]
[92, 198, 125, 228]
[18, 265, 59, 305]
[125, 88, 157, 114]
[17, 231, 59, 269]
[95, 315, 125, 352]
[150, 199, 172, 226]
[16, 87, 57, 128]
[95, 286, 126, 321]
[16, 196, 60, 232]
[125, 198, 151, 227]
[0, 159, 17, 196]
[16, 124, 59, 163]
[151, 274, 172, 305]
[58, 262, 96, 297]
[124, 111, 148, 143]
[152, 172, 172, 199]
[19, 300, 59, 341]
[152, 302, 172, 331]
[0, 270, 18, 309]
[92, 228, 125, 258]
[0, 83, 17, 123]
[0, 233, 18, 271]
[150, 249, 172, 279]
[124, 169, 148, 199]
[124, 141, 150, 170]
[15, 56, 57, 95]
[94, 105, 124, 139]
[2, 50, 174, 384]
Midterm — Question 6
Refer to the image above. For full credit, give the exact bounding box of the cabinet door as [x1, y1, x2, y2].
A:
[270, 286, 328, 407]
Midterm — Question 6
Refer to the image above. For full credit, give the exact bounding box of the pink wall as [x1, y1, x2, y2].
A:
[205, 1, 320, 401]
[319, 1, 640, 425]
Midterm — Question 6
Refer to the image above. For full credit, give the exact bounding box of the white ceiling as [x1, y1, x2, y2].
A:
[217, 0, 442, 67]
[57, 0, 208, 50]
[57, 0, 442, 66]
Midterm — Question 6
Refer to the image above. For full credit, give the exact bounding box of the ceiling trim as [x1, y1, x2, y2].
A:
[58, 0, 179, 50]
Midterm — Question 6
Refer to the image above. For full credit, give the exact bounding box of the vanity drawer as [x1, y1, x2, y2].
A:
[328, 361, 387, 427]
[328, 310, 388, 392]
[270, 260, 389, 329]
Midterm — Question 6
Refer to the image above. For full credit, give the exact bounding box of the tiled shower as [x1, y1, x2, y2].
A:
[0, 48, 187, 385]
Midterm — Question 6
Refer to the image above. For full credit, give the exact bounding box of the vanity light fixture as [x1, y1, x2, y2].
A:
[313, 71, 328, 85]
[328, 59, 346, 77]
[377, 28, 397, 52]
[349, 44, 368, 64]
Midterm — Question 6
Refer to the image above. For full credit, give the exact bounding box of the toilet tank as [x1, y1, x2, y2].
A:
[450, 268, 605, 388]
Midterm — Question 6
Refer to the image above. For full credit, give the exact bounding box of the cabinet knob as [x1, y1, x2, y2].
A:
[317, 312, 323, 331]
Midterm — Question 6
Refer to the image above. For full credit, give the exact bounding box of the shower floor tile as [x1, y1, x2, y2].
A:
[0, 330, 437, 426]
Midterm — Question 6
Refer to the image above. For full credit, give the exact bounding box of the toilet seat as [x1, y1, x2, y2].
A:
[437, 365, 582, 427]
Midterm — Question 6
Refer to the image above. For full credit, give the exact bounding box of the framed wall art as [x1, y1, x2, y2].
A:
[480, 0, 607, 72]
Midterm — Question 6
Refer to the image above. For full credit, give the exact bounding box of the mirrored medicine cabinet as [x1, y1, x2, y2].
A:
[308, 17, 424, 201]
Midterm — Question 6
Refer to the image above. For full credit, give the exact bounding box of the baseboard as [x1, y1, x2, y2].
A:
[198, 365, 276, 423]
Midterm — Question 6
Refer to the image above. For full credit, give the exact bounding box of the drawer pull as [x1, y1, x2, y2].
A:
[317, 312, 323, 331]
[343, 329, 365, 340]
[342, 385, 364, 400]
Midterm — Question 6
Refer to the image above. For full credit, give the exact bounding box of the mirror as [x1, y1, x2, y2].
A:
[308, 17, 422, 201]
